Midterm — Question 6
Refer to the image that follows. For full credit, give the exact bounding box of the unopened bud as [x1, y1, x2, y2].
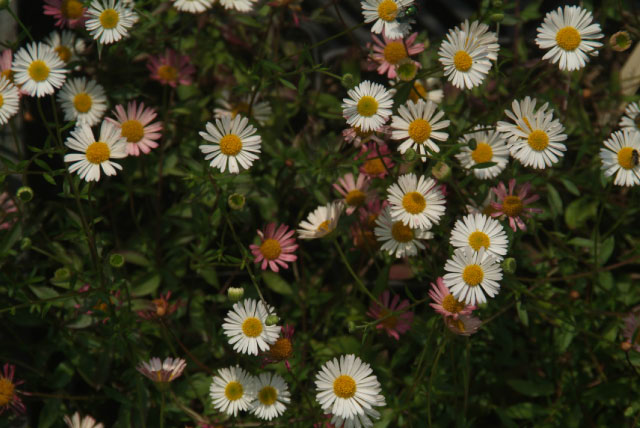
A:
[109, 253, 125, 268]
[54, 267, 71, 281]
[20, 237, 31, 250]
[403, 148, 416, 162]
[502, 257, 517, 274]
[396, 59, 418, 82]
[265, 314, 280, 326]
[621, 341, 633, 352]
[17, 186, 34, 202]
[228, 287, 244, 302]
[610, 31, 632, 52]
[490, 13, 504, 22]
[341, 73, 355, 89]
[431, 161, 451, 181]
[347, 320, 356, 333]
[228, 193, 245, 210]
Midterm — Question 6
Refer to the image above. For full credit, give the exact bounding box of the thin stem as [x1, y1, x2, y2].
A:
[7, 6, 34, 42]
[332, 238, 379, 304]
[428, 338, 447, 428]
[159, 390, 165, 428]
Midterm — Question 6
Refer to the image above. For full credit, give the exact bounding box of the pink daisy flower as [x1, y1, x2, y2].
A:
[147, 49, 196, 88]
[366, 290, 414, 340]
[0, 363, 26, 416]
[263, 324, 295, 370]
[0, 50, 13, 83]
[428, 277, 475, 319]
[356, 142, 395, 179]
[249, 223, 298, 272]
[350, 198, 387, 250]
[0, 192, 17, 231]
[106, 101, 163, 156]
[490, 178, 543, 232]
[137, 291, 182, 320]
[369, 32, 424, 79]
[43, 0, 88, 29]
[445, 314, 482, 336]
[622, 306, 640, 353]
[333, 172, 373, 215]
[342, 124, 388, 148]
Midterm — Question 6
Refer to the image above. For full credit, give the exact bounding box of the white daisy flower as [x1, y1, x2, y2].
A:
[459, 20, 500, 61]
[450, 213, 508, 261]
[250, 372, 291, 421]
[407, 78, 444, 104]
[374, 206, 433, 258]
[361, 0, 414, 40]
[315, 354, 386, 421]
[44, 30, 86, 65]
[496, 96, 550, 144]
[86, 0, 139, 45]
[199, 115, 261, 174]
[387, 173, 446, 230]
[64, 412, 104, 428]
[172, 0, 214, 13]
[219, 0, 256, 12]
[619, 102, 640, 133]
[63, 121, 127, 182]
[214, 91, 272, 125]
[443, 247, 503, 305]
[0, 77, 20, 126]
[12, 42, 68, 98]
[600, 129, 640, 187]
[222, 298, 280, 355]
[342, 80, 394, 132]
[297, 201, 344, 240]
[331, 407, 382, 428]
[535, 5, 603, 71]
[509, 110, 567, 169]
[455, 126, 509, 179]
[209, 366, 256, 417]
[390, 99, 450, 161]
[57, 77, 107, 126]
[438, 26, 492, 90]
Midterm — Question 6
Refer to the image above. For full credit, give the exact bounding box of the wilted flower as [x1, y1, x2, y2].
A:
[367, 290, 414, 339]
[136, 357, 186, 384]
[0, 363, 25, 415]
[490, 179, 543, 232]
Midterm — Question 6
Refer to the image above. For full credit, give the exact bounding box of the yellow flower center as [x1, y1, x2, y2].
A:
[152, 298, 168, 317]
[241, 317, 263, 337]
[0, 377, 15, 406]
[55, 46, 72, 63]
[258, 386, 278, 406]
[333, 375, 357, 399]
[85, 142, 111, 164]
[157, 65, 178, 83]
[73, 92, 92, 113]
[527, 130, 549, 151]
[317, 220, 332, 233]
[468, 231, 490, 251]
[363, 158, 385, 175]
[0, 94, 3, 108]
[224, 381, 244, 401]
[617, 147, 637, 170]
[61, 0, 84, 19]
[402, 191, 426, 214]
[354, 126, 372, 138]
[391, 221, 414, 243]
[471, 142, 493, 164]
[377, 0, 398, 22]
[441, 294, 465, 314]
[121, 119, 145, 143]
[99, 9, 120, 29]
[268, 337, 293, 360]
[260, 238, 282, 260]
[357, 96, 379, 117]
[28, 60, 50, 82]
[502, 195, 523, 217]
[231, 102, 250, 118]
[451, 318, 466, 332]
[409, 82, 427, 103]
[0, 69, 13, 83]
[453, 51, 472, 72]
[408, 118, 432, 144]
[555, 26, 581, 51]
[345, 189, 366, 207]
[462, 264, 484, 286]
[219, 134, 242, 156]
[383, 41, 407, 64]
[379, 308, 399, 329]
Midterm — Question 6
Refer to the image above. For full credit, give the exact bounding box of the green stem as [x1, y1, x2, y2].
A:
[332, 238, 379, 304]
[160, 390, 165, 428]
[7, 6, 34, 42]
[428, 338, 447, 428]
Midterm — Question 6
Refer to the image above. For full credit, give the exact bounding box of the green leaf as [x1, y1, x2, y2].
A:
[506, 379, 554, 397]
[470, 161, 498, 169]
[279, 78, 297, 90]
[516, 300, 529, 327]
[564, 197, 597, 229]
[503, 402, 548, 419]
[546, 183, 563, 218]
[561, 178, 580, 196]
[262, 271, 293, 295]
[131, 272, 161, 296]
[38, 399, 62, 428]
[596, 236, 614, 266]
[43, 173, 56, 186]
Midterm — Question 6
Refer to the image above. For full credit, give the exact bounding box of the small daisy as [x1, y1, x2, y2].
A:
[342, 80, 394, 132]
[57, 77, 107, 126]
[249, 223, 298, 272]
[214, 92, 271, 125]
[443, 247, 503, 306]
[356, 142, 394, 179]
[315, 354, 386, 421]
[333, 173, 373, 215]
[387, 173, 446, 229]
[86, 0, 139, 45]
[438, 26, 492, 89]
[172, 0, 214, 13]
[44, 30, 86, 65]
[361, 0, 414, 40]
[64, 412, 104, 428]
[342, 125, 388, 148]
[459, 20, 500, 61]
[107, 101, 163, 156]
[147, 49, 196, 88]
[209, 366, 256, 417]
[490, 179, 542, 232]
[219, 0, 257, 12]
[600, 129, 640, 187]
[374, 206, 433, 258]
[407, 78, 444, 104]
[63, 121, 127, 182]
[391, 99, 450, 160]
[535, 5, 603, 71]
[136, 357, 186, 384]
[251, 372, 291, 421]
[0, 363, 25, 416]
[43, 0, 88, 28]
[455, 127, 509, 179]
[366, 290, 414, 340]
[331, 407, 382, 428]
[0, 77, 20, 126]
[622, 306, 640, 353]
[496, 96, 550, 144]
[619, 102, 640, 133]
[199, 115, 261, 174]
[428, 277, 475, 319]
[445, 314, 482, 336]
[450, 213, 508, 260]
[297, 201, 344, 240]
[222, 298, 280, 355]
[369, 32, 424, 79]
[264, 324, 295, 370]
[509, 110, 567, 169]
[12, 42, 68, 98]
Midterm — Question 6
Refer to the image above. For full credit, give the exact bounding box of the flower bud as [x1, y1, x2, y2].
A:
[265, 314, 280, 326]
[431, 161, 451, 181]
[54, 267, 71, 281]
[348, 320, 356, 333]
[610, 31, 631, 52]
[341, 73, 355, 89]
[621, 341, 633, 352]
[17, 186, 34, 202]
[227, 287, 244, 302]
[228, 193, 245, 210]
[396, 59, 418, 82]
[490, 13, 504, 22]
[502, 257, 517, 274]
[20, 237, 31, 250]
[569, 290, 580, 300]
[109, 253, 125, 268]
[403, 148, 416, 162]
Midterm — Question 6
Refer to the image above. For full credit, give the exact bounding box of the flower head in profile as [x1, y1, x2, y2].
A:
[264, 324, 295, 370]
[438, 25, 492, 89]
[445, 314, 482, 336]
[107, 101, 163, 156]
[43, 0, 88, 28]
[137, 291, 181, 320]
[219, 0, 257, 12]
[223, 299, 280, 355]
[172, 0, 214, 13]
[199, 115, 261, 174]
[0, 363, 25, 416]
[496, 96, 550, 144]
[136, 357, 186, 384]
[367, 290, 414, 340]
[429, 277, 476, 319]
[251, 372, 291, 420]
[0, 77, 19, 126]
[444, 247, 503, 306]
[369, 31, 424, 79]
[407, 78, 444, 104]
[361, 0, 415, 40]
[209, 366, 256, 416]
[508, 109, 567, 169]
[147, 49, 196, 87]
[57, 77, 107, 127]
[455, 127, 509, 179]
[356, 142, 394, 179]
[12, 42, 68, 98]
[342, 125, 388, 148]
[619, 102, 640, 133]
[249, 223, 298, 272]
[0, 193, 17, 231]
[44, 30, 86, 65]
[387, 173, 446, 230]
[64, 412, 104, 428]
[622, 306, 640, 353]
[333, 173, 373, 215]
[86, 0, 139, 45]
[391, 99, 450, 161]
[600, 129, 640, 187]
[490, 179, 542, 232]
[214, 91, 272, 125]
[297, 201, 344, 239]
[342, 80, 395, 133]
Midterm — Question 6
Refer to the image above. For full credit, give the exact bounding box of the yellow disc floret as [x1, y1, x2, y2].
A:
[462, 264, 484, 286]
[617, 147, 636, 170]
[157, 65, 178, 83]
[527, 130, 549, 151]
[345, 189, 366, 207]
[441, 294, 465, 314]
[402, 191, 426, 214]
[357, 96, 379, 117]
[99, 9, 120, 29]
[219, 134, 242, 156]
[383, 41, 407, 64]
[391, 221, 414, 243]
[55, 46, 72, 63]
[453, 51, 473, 72]
[268, 338, 293, 360]
[377, 0, 398, 22]
[333, 375, 357, 399]
[258, 386, 278, 406]
[468, 231, 490, 251]
[0, 377, 15, 406]
[61, 0, 84, 19]
[471, 142, 493, 164]
[555, 27, 581, 51]
[260, 238, 282, 260]
[28, 60, 50, 82]
[224, 381, 244, 401]
[502, 195, 523, 217]
[85, 142, 110, 164]
[241, 317, 263, 338]
[121, 120, 145, 143]
[408, 119, 432, 144]
[73, 92, 92, 113]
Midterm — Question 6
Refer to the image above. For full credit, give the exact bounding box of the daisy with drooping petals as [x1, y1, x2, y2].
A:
[0, 193, 18, 231]
[600, 129, 640, 187]
[619, 102, 640, 133]
[219, 0, 257, 12]
[342, 80, 395, 132]
[361, 0, 414, 40]
[387, 173, 446, 229]
[172, 0, 214, 13]
[64, 122, 127, 182]
[407, 78, 444, 104]
[455, 127, 509, 179]
[64, 412, 104, 428]
[460, 20, 500, 61]
[450, 213, 508, 261]
[264, 324, 295, 370]
[43, 0, 88, 28]
[369, 32, 424, 79]
[137, 291, 181, 320]
[333, 173, 373, 215]
[444, 247, 503, 306]
[297, 201, 344, 239]
[44, 30, 86, 65]
[509, 110, 567, 169]
[496, 96, 550, 144]
[0, 363, 25, 415]
[367, 290, 414, 340]
[446, 314, 482, 336]
[199, 115, 261, 174]
[249, 223, 298, 272]
[429, 277, 475, 319]
[350, 198, 386, 250]
[622, 306, 640, 353]
[391, 99, 450, 160]
[490, 179, 542, 232]
[251, 372, 291, 420]
[57, 77, 107, 126]
[214, 92, 272, 125]
[107, 101, 163, 156]
[0, 77, 19, 126]
[136, 357, 186, 383]
[147, 49, 196, 88]
[342, 125, 388, 148]
[315, 354, 386, 422]
[209, 366, 256, 417]
[535, 5, 603, 71]
[331, 407, 382, 428]
[374, 206, 432, 258]
[86, 0, 139, 45]
[438, 26, 492, 90]
[12, 42, 67, 98]
[356, 142, 394, 179]
[223, 299, 280, 355]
